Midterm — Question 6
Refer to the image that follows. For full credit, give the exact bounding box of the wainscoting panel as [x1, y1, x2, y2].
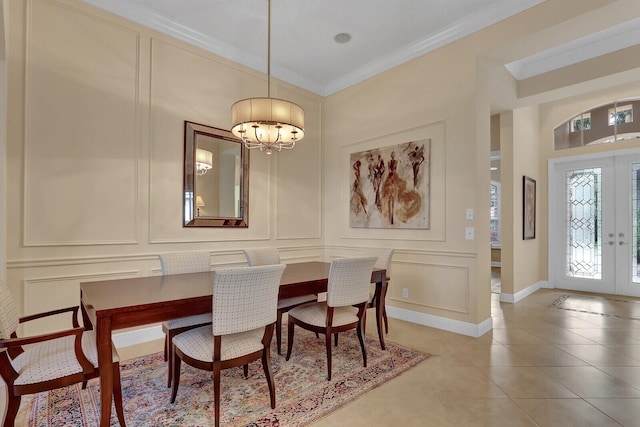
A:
[147, 38, 273, 243]
[388, 260, 470, 314]
[274, 87, 323, 240]
[24, 0, 140, 246]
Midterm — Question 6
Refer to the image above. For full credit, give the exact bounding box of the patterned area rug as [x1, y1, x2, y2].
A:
[28, 330, 429, 426]
[551, 293, 640, 321]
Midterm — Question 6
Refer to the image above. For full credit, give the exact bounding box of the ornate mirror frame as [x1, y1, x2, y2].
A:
[183, 121, 249, 227]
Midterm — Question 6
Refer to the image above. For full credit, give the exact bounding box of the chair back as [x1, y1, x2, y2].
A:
[326, 257, 378, 308]
[362, 248, 394, 273]
[0, 283, 19, 340]
[243, 248, 281, 266]
[159, 251, 211, 275]
[212, 264, 286, 336]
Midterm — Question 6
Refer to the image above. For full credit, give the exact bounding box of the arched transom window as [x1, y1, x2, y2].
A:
[554, 99, 640, 150]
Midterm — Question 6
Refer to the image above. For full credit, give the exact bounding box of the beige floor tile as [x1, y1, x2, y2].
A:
[491, 328, 548, 345]
[557, 344, 640, 366]
[456, 343, 532, 367]
[521, 326, 599, 345]
[437, 398, 538, 427]
[596, 366, 640, 389]
[567, 328, 640, 345]
[605, 345, 640, 361]
[424, 365, 508, 398]
[482, 366, 578, 398]
[504, 344, 591, 366]
[513, 398, 621, 427]
[540, 366, 640, 398]
[587, 398, 640, 427]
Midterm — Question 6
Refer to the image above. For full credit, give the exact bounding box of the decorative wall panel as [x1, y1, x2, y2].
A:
[24, 0, 140, 245]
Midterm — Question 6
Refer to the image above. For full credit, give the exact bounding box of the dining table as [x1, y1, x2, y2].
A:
[80, 260, 388, 427]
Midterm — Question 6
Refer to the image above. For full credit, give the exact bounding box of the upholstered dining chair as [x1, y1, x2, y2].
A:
[363, 248, 394, 334]
[0, 283, 126, 427]
[243, 247, 317, 355]
[285, 256, 377, 381]
[159, 251, 213, 387]
[170, 264, 286, 427]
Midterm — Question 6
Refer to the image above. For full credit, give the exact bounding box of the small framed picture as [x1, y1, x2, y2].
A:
[523, 176, 536, 240]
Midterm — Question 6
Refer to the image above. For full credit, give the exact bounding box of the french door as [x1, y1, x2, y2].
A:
[549, 149, 640, 297]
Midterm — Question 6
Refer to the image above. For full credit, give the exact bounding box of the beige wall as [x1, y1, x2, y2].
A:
[2, 0, 640, 338]
[4, 0, 323, 333]
[323, 0, 640, 329]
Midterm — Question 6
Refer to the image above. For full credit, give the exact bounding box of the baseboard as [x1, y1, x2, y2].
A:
[113, 325, 164, 348]
[499, 280, 550, 303]
[386, 306, 493, 338]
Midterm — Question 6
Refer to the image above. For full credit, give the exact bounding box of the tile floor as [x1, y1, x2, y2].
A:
[9, 288, 640, 426]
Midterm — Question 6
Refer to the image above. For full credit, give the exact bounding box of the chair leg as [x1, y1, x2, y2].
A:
[163, 335, 168, 361]
[166, 331, 174, 387]
[356, 320, 367, 368]
[334, 332, 339, 347]
[383, 306, 389, 334]
[325, 329, 333, 381]
[3, 394, 20, 427]
[285, 320, 295, 361]
[112, 362, 127, 427]
[262, 348, 276, 409]
[213, 362, 222, 427]
[243, 364, 249, 378]
[276, 309, 283, 355]
[170, 349, 182, 403]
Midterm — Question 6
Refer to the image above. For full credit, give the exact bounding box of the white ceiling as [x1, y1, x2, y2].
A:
[80, 0, 639, 96]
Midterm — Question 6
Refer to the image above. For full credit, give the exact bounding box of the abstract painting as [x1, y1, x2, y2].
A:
[350, 139, 430, 229]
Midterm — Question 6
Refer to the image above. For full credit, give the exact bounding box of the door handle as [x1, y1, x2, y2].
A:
[619, 241, 628, 245]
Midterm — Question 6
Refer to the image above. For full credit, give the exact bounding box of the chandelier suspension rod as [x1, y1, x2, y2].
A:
[267, 0, 271, 99]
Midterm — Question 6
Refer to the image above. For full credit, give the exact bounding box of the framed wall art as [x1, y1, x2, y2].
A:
[523, 175, 536, 240]
[349, 139, 431, 229]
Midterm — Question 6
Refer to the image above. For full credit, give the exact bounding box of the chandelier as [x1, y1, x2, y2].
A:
[230, 0, 305, 155]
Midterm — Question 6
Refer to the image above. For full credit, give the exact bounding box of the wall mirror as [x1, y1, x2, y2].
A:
[183, 121, 249, 227]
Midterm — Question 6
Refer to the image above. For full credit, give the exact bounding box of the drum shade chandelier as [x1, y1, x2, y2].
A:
[230, 0, 305, 155]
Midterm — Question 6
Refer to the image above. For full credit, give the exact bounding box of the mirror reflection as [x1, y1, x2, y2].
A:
[183, 121, 249, 227]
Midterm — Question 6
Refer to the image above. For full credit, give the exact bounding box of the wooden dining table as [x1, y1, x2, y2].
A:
[80, 261, 388, 427]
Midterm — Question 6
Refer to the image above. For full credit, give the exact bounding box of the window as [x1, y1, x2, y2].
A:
[490, 181, 501, 247]
[554, 99, 640, 150]
[608, 104, 633, 126]
[571, 113, 591, 132]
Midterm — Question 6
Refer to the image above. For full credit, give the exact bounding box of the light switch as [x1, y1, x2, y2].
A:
[466, 208, 474, 220]
[465, 227, 474, 240]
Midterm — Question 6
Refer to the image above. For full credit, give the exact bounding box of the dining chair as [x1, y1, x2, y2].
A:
[363, 248, 394, 334]
[0, 283, 126, 427]
[170, 264, 286, 427]
[159, 251, 213, 387]
[243, 248, 317, 355]
[285, 256, 377, 381]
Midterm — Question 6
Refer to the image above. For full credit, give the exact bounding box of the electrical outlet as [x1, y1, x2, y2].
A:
[402, 288, 409, 298]
[465, 227, 475, 240]
[466, 208, 474, 220]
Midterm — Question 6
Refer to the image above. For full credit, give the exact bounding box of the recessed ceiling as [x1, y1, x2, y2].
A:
[79, 0, 637, 96]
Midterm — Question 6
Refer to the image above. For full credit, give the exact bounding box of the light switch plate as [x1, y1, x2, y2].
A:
[465, 227, 474, 240]
[466, 208, 474, 220]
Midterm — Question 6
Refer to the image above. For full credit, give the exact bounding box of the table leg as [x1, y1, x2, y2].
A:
[97, 316, 114, 426]
[375, 276, 387, 350]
